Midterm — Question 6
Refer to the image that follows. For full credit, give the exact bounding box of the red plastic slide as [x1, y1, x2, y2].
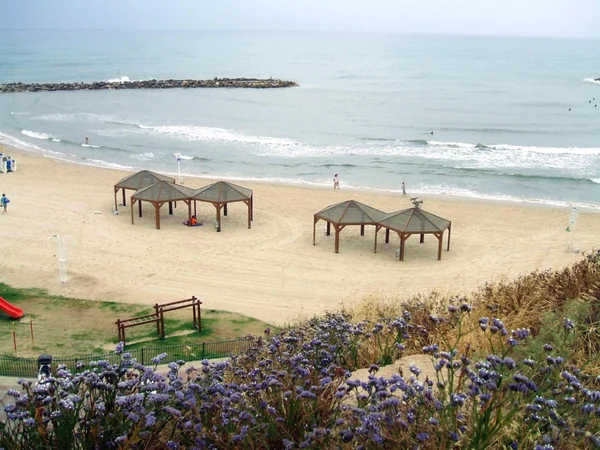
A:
[0, 296, 24, 319]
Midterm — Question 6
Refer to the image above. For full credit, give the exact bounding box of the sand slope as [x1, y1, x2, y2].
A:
[0, 149, 597, 325]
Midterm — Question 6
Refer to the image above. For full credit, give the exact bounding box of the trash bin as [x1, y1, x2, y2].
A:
[37, 354, 53, 377]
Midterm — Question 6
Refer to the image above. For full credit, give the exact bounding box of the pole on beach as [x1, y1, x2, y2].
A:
[175, 153, 183, 184]
[566, 206, 580, 252]
[48, 235, 72, 283]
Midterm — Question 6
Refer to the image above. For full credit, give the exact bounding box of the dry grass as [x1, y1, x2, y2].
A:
[350, 251, 600, 369]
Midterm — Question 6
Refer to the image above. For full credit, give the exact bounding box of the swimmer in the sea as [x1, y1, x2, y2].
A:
[85, 136, 89, 145]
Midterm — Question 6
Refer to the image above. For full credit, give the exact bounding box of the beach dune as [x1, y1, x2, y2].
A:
[1, 149, 598, 326]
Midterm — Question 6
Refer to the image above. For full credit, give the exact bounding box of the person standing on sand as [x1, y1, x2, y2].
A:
[402, 182, 407, 196]
[333, 174, 340, 189]
[1, 194, 9, 213]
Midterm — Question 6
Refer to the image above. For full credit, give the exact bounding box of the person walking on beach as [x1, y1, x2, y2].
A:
[402, 182, 407, 197]
[333, 174, 340, 189]
[1, 194, 9, 213]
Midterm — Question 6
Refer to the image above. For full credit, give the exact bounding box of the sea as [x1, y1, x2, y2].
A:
[1, 30, 599, 208]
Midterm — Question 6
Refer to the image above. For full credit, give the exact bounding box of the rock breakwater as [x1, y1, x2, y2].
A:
[0, 78, 298, 93]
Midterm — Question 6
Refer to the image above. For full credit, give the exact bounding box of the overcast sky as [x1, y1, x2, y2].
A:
[2, 0, 599, 38]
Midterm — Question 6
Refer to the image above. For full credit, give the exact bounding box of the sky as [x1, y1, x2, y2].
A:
[1, 0, 600, 38]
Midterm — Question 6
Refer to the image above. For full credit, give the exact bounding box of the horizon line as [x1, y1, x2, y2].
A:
[0, 29, 598, 40]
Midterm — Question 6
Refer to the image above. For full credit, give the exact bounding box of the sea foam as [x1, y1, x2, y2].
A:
[21, 129, 61, 142]
[107, 76, 131, 83]
[583, 78, 600, 85]
[140, 125, 298, 146]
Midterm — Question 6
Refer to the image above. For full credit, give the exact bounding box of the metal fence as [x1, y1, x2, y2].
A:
[0, 338, 256, 378]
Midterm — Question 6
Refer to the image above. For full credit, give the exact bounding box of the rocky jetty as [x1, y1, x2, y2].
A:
[0, 78, 298, 93]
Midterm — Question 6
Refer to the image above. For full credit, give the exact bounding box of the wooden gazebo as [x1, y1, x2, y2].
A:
[374, 207, 452, 261]
[192, 181, 253, 232]
[114, 170, 175, 211]
[313, 200, 386, 253]
[130, 181, 196, 229]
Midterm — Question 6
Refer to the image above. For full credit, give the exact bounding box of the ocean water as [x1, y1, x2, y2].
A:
[1, 30, 599, 208]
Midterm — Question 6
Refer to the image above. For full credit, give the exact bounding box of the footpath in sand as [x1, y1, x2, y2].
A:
[0, 149, 598, 326]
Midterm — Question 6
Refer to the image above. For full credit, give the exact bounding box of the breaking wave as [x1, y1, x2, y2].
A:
[21, 129, 61, 142]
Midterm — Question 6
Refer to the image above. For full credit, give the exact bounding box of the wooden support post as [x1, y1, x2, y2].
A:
[447, 224, 451, 251]
[168, 201, 173, 215]
[400, 234, 406, 261]
[313, 218, 317, 245]
[187, 200, 192, 226]
[159, 309, 165, 339]
[194, 200, 197, 217]
[360, 224, 365, 236]
[216, 204, 222, 232]
[114, 188, 118, 211]
[334, 225, 340, 253]
[131, 200, 135, 225]
[326, 222, 331, 236]
[122, 189, 127, 207]
[193, 299, 197, 329]
[154, 304, 160, 334]
[246, 200, 251, 229]
[437, 233, 443, 260]
[250, 195, 254, 221]
[224, 203, 228, 216]
[385, 228, 390, 243]
[138, 199, 142, 217]
[373, 226, 379, 253]
[420, 233, 424, 243]
[155, 204, 161, 230]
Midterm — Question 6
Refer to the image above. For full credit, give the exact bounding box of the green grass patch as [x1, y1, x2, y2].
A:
[0, 283, 277, 359]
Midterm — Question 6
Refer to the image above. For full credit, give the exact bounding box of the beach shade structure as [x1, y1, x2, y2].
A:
[191, 181, 253, 232]
[374, 207, 452, 261]
[114, 170, 176, 211]
[313, 200, 386, 253]
[130, 181, 196, 229]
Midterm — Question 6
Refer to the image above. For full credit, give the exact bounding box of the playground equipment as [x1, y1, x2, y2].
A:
[116, 296, 202, 344]
[48, 235, 71, 283]
[0, 296, 24, 319]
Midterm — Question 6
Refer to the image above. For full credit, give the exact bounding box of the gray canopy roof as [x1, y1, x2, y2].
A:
[132, 181, 196, 203]
[378, 207, 451, 233]
[115, 170, 175, 190]
[315, 200, 385, 225]
[192, 181, 252, 203]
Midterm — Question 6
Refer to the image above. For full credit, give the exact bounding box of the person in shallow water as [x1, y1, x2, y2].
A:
[85, 136, 89, 145]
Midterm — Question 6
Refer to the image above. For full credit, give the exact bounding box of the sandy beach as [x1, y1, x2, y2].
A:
[0, 148, 598, 326]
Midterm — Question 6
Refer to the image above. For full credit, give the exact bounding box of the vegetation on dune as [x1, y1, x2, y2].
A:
[1, 252, 599, 449]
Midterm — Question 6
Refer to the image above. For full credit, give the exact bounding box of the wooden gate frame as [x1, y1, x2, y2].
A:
[116, 296, 202, 344]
